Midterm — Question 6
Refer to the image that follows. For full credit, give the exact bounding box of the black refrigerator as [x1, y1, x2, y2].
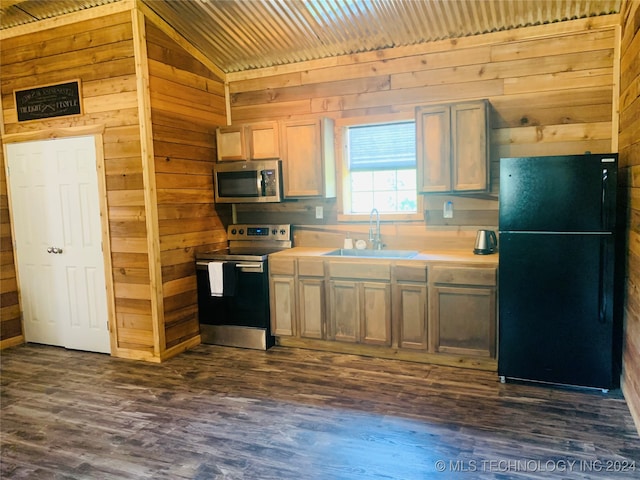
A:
[498, 153, 622, 391]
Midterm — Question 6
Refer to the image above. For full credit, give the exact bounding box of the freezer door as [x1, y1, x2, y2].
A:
[499, 154, 617, 232]
[498, 232, 615, 389]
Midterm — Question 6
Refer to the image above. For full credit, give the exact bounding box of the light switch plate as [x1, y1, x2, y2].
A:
[315, 206, 323, 219]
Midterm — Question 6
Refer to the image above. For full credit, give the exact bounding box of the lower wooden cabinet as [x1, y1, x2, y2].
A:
[394, 264, 429, 350]
[299, 278, 325, 339]
[329, 280, 359, 342]
[361, 282, 391, 345]
[429, 266, 497, 357]
[396, 282, 428, 349]
[297, 258, 326, 339]
[269, 255, 497, 366]
[269, 257, 296, 336]
[328, 280, 391, 345]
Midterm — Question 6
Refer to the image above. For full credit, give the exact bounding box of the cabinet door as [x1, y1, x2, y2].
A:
[329, 280, 359, 342]
[430, 285, 496, 357]
[416, 105, 451, 193]
[396, 283, 428, 350]
[361, 282, 391, 346]
[280, 119, 324, 197]
[269, 257, 296, 336]
[248, 122, 280, 160]
[299, 278, 325, 339]
[451, 101, 488, 192]
[216, 126, 247, 161]
[270, 276, 296, 336]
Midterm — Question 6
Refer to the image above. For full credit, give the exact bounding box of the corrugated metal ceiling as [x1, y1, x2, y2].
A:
[0, 0, 622, 74]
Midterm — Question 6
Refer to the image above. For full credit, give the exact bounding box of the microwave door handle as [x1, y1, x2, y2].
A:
[258, 171, 265, 196]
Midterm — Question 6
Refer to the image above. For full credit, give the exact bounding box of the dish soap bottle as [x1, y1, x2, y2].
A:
[343, 233, 353, 250]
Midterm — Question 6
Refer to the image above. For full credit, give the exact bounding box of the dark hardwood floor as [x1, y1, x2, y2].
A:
[1, 343, 639, 479]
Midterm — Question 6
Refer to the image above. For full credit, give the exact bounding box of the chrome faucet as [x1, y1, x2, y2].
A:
[368, 208, 383, 250]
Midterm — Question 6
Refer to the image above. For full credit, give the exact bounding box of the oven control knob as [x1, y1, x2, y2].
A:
[280, 229, 287, 235]
[239, 229, 244, 234]
[231, 229, 237, 235]
[272, 228, 277, 235]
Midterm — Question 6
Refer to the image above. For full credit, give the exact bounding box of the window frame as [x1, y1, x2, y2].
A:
[335, 113, 423, 222]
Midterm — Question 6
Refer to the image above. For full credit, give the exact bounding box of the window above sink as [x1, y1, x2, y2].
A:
[335, 113, 424, 223]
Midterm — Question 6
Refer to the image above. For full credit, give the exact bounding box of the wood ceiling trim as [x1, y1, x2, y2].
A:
[0, 0, 133, 39]
[1, 0, 30, 7]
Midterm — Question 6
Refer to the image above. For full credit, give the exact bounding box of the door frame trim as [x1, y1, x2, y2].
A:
[2, 126, 116, 354]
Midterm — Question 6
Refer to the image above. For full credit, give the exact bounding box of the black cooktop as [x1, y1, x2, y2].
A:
[197, 247, 286, 262]
[196, 224, 292, 262]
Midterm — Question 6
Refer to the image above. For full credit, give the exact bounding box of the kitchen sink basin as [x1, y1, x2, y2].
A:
[322, 248, 419, 259]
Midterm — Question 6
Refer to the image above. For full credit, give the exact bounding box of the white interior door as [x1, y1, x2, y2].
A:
[6, 136, 111, 354]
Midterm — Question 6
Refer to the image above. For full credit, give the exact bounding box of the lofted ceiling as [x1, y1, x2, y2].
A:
[0, 0, 623, 74]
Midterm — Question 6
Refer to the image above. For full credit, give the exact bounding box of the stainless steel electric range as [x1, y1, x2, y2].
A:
[195, 224, 291, 350]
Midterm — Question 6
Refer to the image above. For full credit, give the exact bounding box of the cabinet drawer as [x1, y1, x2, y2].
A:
[431, 266, 496, 286]
[394, 263, 427, 282]
[270, 257, 295, 275]
[329, 262, 390, 280]
[298, 258, 325, 276]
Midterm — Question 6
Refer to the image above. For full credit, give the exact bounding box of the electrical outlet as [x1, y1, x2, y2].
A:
[443, 201, 453, 218]
[315, 206, 323, 219]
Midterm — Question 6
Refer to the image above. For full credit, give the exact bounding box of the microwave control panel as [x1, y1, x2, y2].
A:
[262, 169, 277, 196]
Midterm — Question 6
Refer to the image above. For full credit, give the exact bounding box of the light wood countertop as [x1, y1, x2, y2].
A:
[270, 246, 498, 266]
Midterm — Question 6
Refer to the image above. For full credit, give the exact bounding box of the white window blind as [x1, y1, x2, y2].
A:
[348, 121, 416, 170]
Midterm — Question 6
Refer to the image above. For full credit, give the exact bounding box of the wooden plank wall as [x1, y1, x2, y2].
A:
[145, 20, 227, 350]
[226, 16, 618, 249]
[0, 7, 229, 360]
[0, 146, 22, 347]
[619, 0, 640, 434]
[0, 10, 156, 357]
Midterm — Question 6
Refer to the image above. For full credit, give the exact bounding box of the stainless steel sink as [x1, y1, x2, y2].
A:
[322, 248, 418, 259]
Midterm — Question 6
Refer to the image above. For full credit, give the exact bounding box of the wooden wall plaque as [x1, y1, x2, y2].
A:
[14, 80, 82, 122]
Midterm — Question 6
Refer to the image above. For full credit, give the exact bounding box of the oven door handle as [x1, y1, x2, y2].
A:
[235, 263, 264, 272]
[196, 261, 264, 273]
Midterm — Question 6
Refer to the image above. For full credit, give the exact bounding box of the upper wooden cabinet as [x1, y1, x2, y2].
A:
[416, 100, 489, 193]
[280, 117, 336, 198]
[216, 125, 246, 161]
[248, 122, 280, 160]
[216, 121, 280, 161]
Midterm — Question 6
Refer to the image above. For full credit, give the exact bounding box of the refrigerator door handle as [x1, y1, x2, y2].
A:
[601, 168, 609, 230]
[598, 239, 607, 324]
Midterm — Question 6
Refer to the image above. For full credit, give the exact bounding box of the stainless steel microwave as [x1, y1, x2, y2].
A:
[213, 159, 283, 203]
